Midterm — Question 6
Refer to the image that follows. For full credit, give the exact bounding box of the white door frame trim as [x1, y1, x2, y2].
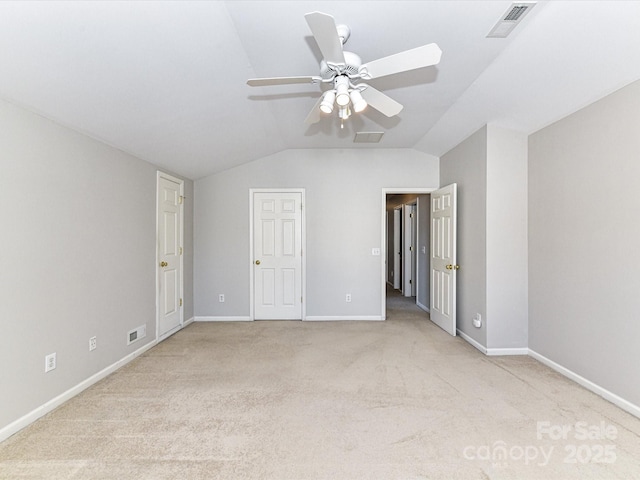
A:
[393, 207, 402, 291]
[249, 188, 306, 321]
[415, 196, 430, 313]
[403, 203, 417, 297]
[381, 188, 435, 319]
[156, 171, 184, 341]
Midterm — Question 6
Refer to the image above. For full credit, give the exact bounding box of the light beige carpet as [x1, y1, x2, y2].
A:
[1, 292, 640, 479]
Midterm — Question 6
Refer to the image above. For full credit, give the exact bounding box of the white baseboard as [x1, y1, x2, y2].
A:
[194, 316, 252, 322]
[456, 330, 527, 356]
[0, 339, 157, 443]
[194, 316, 387, 322]
[457, 329, 487, 354]
[529, 349, 640, 419]
[304, 316, 384, 321]
[183, 316, 195, 326]
[453, 331, 639, 419]
[416, 300, 430, 313]
[486, 347, 529, 356]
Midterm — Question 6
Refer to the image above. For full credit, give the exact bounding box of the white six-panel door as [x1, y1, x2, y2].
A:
[253, 191, 302, 320]
[157, 174, 183, 338]
[430, 183, 457, 336]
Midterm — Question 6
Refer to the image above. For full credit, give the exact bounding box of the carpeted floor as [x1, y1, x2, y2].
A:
[1, 291, 640, 479]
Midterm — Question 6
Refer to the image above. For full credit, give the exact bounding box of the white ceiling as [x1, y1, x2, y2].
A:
[1, 1, 639, 180]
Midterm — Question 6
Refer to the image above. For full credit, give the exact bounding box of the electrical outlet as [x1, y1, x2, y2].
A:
[89, 336, 97, 351]
[371, 248, 380, 256]
[346, 293, 352, 303]
[219, 294, 225, 303]
[45, 353, 56, 373]
[473, 313, 482, 328]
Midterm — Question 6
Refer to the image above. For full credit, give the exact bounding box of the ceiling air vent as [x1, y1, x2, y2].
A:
[354, 131, 384, 143]
[487, 2, 536, 38]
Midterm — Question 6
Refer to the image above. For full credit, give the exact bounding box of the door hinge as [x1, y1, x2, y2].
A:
[179, 298, 183, 307]
[179, 195, 185, 204]
[409, 246, 413, 251]
[410, 213, 414, 218]
[179, 246, 183, 255]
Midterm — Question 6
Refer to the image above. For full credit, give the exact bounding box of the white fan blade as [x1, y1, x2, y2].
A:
[359, 43, 442, 80]
[247, 76, 321, 87]
[304, 11, 345, 65]
[360, 85, 403, 117]
[304, 96, 324, 125]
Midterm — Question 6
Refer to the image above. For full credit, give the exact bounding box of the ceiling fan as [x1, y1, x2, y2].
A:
[247, 11, 442, 125]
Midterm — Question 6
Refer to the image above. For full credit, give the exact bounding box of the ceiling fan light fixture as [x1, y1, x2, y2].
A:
[338, 105, 351, 120]
[335, 76, 350, 107]
[336, 90, 350, 106]
[350, 89, 367, 113]
[319, 90, 336, 114]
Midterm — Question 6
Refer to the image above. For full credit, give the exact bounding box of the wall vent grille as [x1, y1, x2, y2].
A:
[127, 324, 147, 345]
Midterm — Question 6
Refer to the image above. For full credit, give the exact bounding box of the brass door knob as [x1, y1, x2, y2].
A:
[255, 260, 261, 265]
[446, 264, 460, 270]
[160, 261, 168, 267]
[446, 264, 452, 270]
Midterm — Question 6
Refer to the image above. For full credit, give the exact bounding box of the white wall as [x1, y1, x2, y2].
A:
[440, 125, 528, 350]
[0, 97, 193, 435]
[529, 79, 640, 406]
[486, 125, 528, 349]
[183, 180, 195, 322]
[440, 127, 488, 346]
[194, 149, 439, 319]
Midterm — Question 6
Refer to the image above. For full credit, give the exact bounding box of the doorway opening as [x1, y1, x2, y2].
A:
[381, 188, 434, 319]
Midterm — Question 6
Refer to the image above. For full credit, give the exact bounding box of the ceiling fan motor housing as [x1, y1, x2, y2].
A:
[319, 51, 362, 80]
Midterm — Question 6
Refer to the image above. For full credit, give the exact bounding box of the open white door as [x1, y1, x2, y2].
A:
[430, 183, 457, 336]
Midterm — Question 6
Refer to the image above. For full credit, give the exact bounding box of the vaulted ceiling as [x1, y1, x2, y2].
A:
[1, 1, 639, 179]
